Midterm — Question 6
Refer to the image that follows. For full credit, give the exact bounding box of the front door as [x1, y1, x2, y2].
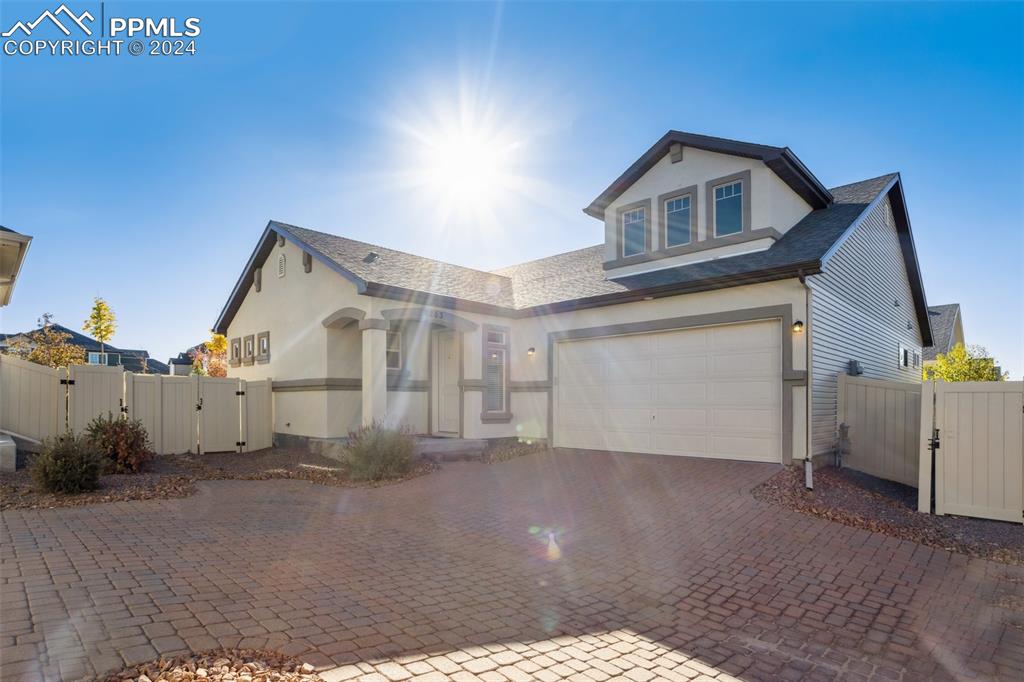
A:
[434, 330, 460, 435]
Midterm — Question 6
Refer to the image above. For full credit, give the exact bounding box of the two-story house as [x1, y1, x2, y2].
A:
[215, 131, 932, 466]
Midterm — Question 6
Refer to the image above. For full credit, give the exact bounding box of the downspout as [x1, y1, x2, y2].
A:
[799, 270, 814, 490]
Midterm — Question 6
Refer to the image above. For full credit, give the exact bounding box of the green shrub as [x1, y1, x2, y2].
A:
[86, 413, 154, 473]
[31, 433, 104, 494]
[346, 423, 415, 481]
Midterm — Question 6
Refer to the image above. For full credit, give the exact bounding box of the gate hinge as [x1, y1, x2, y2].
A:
[236, 441, 246, 447]
[60, 378, 75, 385]
[236, 391, 245, 396]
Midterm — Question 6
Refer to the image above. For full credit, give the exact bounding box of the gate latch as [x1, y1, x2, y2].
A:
[928, 428, 940, 450]
[195, 398, 203, 411]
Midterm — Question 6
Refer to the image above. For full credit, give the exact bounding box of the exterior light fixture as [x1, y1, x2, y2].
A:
[527, 347, 536, 356]
[792, 320, 805, 333]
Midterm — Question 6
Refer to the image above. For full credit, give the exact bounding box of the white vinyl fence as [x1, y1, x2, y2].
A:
[0, 354, 65, 442]
[837, 373, 922, 487]
[0, 355, 272, 455]
[919, 381, 1023, 524]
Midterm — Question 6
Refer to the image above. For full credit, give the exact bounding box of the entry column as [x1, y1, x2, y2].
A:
[359, 318, 389, 426]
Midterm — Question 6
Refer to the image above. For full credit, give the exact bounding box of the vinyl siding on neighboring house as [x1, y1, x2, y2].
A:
[808, 195, 924, 457]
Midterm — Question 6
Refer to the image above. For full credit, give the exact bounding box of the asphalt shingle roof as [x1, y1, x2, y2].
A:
[277, 173, 894, 311]
[923, 304, 961, 360]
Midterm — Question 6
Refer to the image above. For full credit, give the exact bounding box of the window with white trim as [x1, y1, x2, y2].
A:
[483, 327, 509, 414]
[713, 181, 743, 237]
[87, 351, 119, 366]
[665, 195, 692, 247]
[621, 207, 646, 257]
[386, 331, 402, 370]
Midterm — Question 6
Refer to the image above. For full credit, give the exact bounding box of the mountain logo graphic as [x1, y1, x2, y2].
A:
[2, 4, 95, 38]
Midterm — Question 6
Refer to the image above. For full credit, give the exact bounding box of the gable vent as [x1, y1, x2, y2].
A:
[363, 252, 379, 263]
[277, 253, 286, 278]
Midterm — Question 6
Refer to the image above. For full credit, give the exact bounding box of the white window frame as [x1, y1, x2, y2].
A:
[386, 331, 402, 371]
[713, 180, 744, 238]
[482, 324, 510, 418]
[664, 195, 692, 247]
[621, 207, 647, 258]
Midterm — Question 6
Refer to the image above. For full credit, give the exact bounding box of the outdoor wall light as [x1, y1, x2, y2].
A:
[527, 347, 536, 356]
[792, 320, 805, 333]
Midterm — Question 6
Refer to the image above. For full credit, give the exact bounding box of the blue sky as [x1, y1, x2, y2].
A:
[1, 1, 1021, 377]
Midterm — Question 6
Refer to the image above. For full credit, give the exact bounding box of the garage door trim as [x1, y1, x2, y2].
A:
[547, 305, 805, 464]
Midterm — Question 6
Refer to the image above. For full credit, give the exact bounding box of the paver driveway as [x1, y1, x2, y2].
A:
[2, 451, 1023, 681]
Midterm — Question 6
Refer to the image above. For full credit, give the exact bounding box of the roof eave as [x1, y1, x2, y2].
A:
[516, 261, 822, 317]
[583, 131, 832, 220]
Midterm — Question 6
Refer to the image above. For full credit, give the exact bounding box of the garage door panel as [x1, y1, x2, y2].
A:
[656, 382, 708, 404]
[607, 408, 655, 428]
[656, 330, 709, 353]
[606, 359, 654, 381]
[712, 321, 778, 348]
[712, 407, 778, 430]
[656, 355, 707, 378]
[710, 380, 777, 404]
[558, 406, 604, 428]
[711, 351, 778, 376]
[555, 319, 783, 463]
[654, 407, 708, 427]
[606, 383, 655, 405]
[711, 434, 779, 461]
[652, 432, 708, 456]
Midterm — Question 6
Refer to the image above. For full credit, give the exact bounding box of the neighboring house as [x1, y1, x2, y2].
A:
[215, 130, 932, 465]
[923, 303, 965, 367]
[0, 226, 32, 307]
[0, 324, 170, 374]
[168, 343, 207, 375]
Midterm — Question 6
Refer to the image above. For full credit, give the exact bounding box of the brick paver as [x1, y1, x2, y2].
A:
[2, 451, 1022, 680]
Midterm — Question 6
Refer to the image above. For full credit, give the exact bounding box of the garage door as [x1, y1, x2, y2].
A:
[554, 319, 782, 462]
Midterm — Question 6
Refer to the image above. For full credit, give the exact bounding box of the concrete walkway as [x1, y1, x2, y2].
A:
[2, 451, 1022, 681]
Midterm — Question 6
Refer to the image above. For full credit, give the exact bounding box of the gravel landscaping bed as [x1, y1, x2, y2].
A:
[0, 447, 437, 511]
[754, 465, 1024, 565]
[102, 649, 323, 681]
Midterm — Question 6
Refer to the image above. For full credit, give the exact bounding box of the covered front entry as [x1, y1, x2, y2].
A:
[553, 319, 783, 462]
[432, 330, 461, 436]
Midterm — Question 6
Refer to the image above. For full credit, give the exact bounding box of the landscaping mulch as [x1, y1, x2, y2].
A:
[102, 648, 323, 682]
[0, 447, 437, 511]
[754, 465, 1024, 565]
[482, 438, 548, 464]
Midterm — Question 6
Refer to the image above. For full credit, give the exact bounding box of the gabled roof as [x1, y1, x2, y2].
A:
[583, 131, 834, 219]
[214, 172, 931, 346]
[923, 304, 962, 360]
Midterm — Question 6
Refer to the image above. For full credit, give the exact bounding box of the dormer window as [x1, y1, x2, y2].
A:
[714, 182, 743, 236]
[659, 185, 697, 250]
[618, 200, 650, 258]
[709, 170, 750, 238]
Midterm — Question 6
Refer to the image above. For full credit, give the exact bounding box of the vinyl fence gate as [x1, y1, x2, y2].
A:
[919, 381, 1023, 524]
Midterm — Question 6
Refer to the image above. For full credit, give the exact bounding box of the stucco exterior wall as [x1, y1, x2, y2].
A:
[227, 239, 809, 461]
[602, 148, 812, 276]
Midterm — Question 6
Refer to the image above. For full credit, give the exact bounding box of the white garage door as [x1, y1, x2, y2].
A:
[554, 319, 782, 462]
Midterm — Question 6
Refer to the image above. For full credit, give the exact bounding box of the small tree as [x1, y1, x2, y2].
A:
[923, 343, 1007, 382]
[82, 297, 116, 354]
[190, 332, 228, 377]
[3, 314, 86, 369]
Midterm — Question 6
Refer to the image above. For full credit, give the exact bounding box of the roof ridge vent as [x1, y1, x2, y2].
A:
[363, 251, 379, 263]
